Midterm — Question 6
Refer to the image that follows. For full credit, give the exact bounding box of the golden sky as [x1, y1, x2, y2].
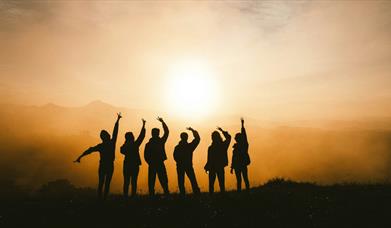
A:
[1, 1, 391, 191]
[1, 1, 391, 121]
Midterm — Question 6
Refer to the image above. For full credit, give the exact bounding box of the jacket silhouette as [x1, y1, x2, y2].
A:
[173, 127, 201, 195]
[204, 127, 231, 194]
[120, 119, 146, 197]
[74, 113, 122, 199]
[144, 117, 169, 195]
[231, 118, 250, 191]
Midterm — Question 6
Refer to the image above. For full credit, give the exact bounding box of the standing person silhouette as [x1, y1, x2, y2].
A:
[74, 113, 122, 199]
[173, 127, 201, 195]
[204, 127, 231, 194]
[230, 118, 251, 192]
[144, 117, 170, 196]
[120, 118, 146, 198]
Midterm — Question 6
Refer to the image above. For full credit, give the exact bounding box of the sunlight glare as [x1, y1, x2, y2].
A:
[165, 60, 219, 118]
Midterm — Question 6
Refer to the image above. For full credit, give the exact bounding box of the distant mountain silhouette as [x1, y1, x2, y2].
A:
[1, 100, 391, 191]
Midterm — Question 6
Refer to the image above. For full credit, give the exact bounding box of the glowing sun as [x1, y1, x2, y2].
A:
[166, 60, 219, 118]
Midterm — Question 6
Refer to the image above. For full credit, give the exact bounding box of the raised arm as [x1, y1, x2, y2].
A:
[157, 117, 169, 143]
[241, 117, 248, 144]
[135, 119, 146, 146]
[74, 145, 100, 163]
[111, 112, 122, 144]
[217, 127, 231, 146]
[187, 127, 200, 150]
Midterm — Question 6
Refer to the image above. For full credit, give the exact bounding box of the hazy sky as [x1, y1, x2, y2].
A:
[1, 0, 391, 120]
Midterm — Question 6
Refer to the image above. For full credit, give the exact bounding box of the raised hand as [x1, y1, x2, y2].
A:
[157, 116, 164, 123]
[187, 127, 194, 131]
[241, 117, 244, 125]
[217, 126, 223, 132]
[142, 118, 146, 125]
[117, 112, 122, 120]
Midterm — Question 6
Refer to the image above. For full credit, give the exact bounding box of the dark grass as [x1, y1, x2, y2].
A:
[1, 179, 391, 228]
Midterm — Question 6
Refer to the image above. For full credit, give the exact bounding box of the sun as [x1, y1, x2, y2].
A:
[165, 60, 219, 118]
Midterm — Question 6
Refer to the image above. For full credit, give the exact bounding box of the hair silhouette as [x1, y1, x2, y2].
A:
[144, 117, 170, 195]
[120, 118, 146, 197]
[74, 113, 122, 200]
[173, 127, 201, 195]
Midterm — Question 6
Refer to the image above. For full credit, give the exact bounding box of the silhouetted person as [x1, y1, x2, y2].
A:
[144, 117, 170, 195]
[74, 113, 122, 199]
[173, 127, 201, 195]
[120, 118, 146, 197]
[230, 118, 250, 192]
[204, 127, 231, 194]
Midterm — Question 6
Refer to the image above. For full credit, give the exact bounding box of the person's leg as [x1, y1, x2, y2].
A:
[234, 169, 242, 192]
[242, 166, 250, 190]
[217, 168, 225, 193]
[177, 166, 185, 195]
[131, 166, 140, 196]
[148, 166, 156, 196]
[103, 163, 114, 199]
[186, 166, 200, 194]
[157, 163, 169, 194]
[123, 164, 130, 197]
[98, 165, 105, 198]
[209, 171, 216, 194]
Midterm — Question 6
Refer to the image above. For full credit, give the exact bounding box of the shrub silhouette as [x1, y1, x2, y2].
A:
[38, 179, 77, 198]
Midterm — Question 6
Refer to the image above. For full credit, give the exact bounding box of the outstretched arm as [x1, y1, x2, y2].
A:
[111, 112, 122, 144]
[74, 145, 99, 163]
[157, 117, 169, 143]
[135, 119, 146, 146]
[187, 127, 200, 150]
[241, 117, 248, 144]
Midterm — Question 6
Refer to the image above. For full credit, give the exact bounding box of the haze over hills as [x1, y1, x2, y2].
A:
[0, 100, 391, 193]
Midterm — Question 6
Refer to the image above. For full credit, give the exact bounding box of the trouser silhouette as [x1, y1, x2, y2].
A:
[177, 165, 200, 195]
[148, 163, 169, 195]
[234, 166, 250, 192]
[98, 162, 114, 199]
[209, 168, 225, 193]
[123, 164, 139, 197]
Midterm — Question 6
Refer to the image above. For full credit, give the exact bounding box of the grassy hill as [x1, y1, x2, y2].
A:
[1, 179, 390, 228]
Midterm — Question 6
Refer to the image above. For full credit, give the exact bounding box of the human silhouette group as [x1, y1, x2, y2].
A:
[74, 113, 251, 199]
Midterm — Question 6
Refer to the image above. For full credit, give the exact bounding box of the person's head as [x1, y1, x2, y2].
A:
[180, 132, 188, 142]
[211, 131, 222, 143]
[235, 133, 242, 143]
[125, 132, 134, 142]
[151, 128, 160, 138]
[100, 130, 110, 142]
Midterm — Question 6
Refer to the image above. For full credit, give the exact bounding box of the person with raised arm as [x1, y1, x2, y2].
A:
[204, 126, 231, 194]
[173, 127, 201, 195]
[230, 118, 251, 192]
[120, 118, 146, 197]
[144, 117, 170, 195]
[74, 113, 122, 199]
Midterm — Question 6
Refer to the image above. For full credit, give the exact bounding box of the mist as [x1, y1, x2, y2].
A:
[1, 1, 391, 192]
[0, 102, 390, 193]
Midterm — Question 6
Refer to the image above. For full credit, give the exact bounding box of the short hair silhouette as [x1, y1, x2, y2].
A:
[151, 128, 160, 138]
[180, 132, 188, 141]
[211, 131, 222, 142]
[100, 130, 110, 142]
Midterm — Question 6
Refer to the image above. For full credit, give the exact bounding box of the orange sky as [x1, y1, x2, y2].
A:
[1, 1, 391, 121]
[1, 1, 391, 192]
